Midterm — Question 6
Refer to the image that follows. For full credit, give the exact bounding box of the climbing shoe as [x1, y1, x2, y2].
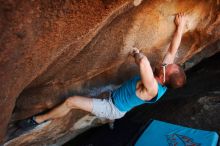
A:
[16, 116, 39, 129]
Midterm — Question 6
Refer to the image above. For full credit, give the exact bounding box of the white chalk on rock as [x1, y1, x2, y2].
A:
[133, 0, 143, 6]
[73, 115, 97, 130]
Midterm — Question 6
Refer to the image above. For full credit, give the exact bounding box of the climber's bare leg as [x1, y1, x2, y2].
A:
[34, 96, 93, 124]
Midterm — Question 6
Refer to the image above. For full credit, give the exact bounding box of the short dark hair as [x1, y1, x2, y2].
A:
[166, 65, 186, 89]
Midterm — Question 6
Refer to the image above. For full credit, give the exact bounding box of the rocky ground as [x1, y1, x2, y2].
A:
[64, 53, 220, 146]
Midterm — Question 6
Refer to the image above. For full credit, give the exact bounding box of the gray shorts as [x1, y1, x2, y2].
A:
[91, 94, 126, 120]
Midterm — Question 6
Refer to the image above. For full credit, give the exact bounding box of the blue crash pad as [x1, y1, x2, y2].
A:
[135, 120, 219, 146]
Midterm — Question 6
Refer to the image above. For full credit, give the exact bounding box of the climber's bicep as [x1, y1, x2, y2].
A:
[139, 57, 158, 96]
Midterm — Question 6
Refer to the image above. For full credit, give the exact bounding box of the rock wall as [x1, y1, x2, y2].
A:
[0, 0, 220, 145]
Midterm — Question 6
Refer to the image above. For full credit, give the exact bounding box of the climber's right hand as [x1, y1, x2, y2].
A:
[175, 12, 187, 30]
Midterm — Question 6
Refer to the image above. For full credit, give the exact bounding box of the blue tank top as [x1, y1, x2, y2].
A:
[112, 75, 167, 112]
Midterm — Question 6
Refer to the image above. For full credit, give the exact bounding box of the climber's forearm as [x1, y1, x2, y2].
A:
[168, 26, 184, 55]
[163, 13, 186, 64]
[163, 25, 184, 64]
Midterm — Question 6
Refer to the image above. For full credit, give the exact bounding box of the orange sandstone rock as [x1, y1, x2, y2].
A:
[0, 0, 220, 144]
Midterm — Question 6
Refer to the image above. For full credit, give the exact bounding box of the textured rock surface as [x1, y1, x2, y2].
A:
[0, 0, 220, 145]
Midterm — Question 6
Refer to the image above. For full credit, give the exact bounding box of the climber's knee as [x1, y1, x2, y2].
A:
[65, 96, 78, 108]
[64, 95, 92, 111]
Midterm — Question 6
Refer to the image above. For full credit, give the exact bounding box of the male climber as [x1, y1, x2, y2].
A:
[18, 13, 187, 128]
